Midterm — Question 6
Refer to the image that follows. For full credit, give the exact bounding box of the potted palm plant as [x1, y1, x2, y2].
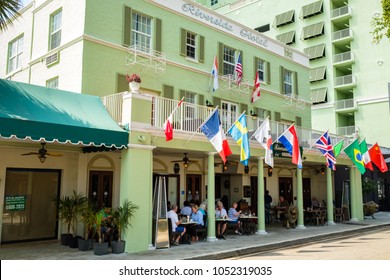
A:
[92, 210, 109, 255]
[58, 195, 73, 246]
[77, 201, 96, 251]
[68, 191, 87, 248]
[111, 200, 138, 254]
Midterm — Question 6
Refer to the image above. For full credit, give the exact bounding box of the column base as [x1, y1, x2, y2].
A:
[148, 244, 156, 250]
[256, 230, 268, 235]
[350, 218, 358, 222]
[296, 225, 306, 229]
[327, 221, 336, 226]
[207, 236, 219, 242]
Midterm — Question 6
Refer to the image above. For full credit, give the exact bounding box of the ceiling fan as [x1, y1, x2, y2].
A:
[21, 143, 62, 163]
[171, 153, 198, 167]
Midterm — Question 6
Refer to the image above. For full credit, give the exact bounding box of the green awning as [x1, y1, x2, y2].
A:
[0, 79, 128, 148]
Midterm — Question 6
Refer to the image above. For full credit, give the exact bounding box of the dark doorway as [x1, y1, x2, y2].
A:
[250, 176, 266, 212]
[153, 174, 180, 207]
[186, 174, 202, 204]
[89, 171, 113, 209]
[279, 177, 293, 205]
[303, 178, 311, 209]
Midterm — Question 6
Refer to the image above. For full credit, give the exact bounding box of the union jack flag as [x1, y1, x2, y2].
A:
[315, 130, 336, 170]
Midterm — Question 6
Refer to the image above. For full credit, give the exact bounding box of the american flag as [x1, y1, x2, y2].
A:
[315, 130, 336, 170]
[235, 53, 243, 85]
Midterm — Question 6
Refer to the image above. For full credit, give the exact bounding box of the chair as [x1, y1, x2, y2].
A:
[334, 208, 344, 223]
[167, 218, 175, 246]
[195, 215, 207, 241]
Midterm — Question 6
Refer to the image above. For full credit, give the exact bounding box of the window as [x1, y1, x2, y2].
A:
[276, 30, 295, 45]
[7, 35, 23, 73]
[254, 57, 270, 84]
[211, 0, 218, 5]
[283, 69, 293, 95]
[304, 44, 325, 60]
[255, 24, 270, 33]
[273, 10, 295, 28]
[309, 66, 326, 83]
[186, 31, 196, 59]
[49, 10, 62, 50]
[132, 11, 152, 51]
[221, 101, 238, 132]
[257, 60, 265, 82]
[301, 22, 324, 40]
[223, 45, 236, 76]
[46, 77, 59, 89]
[310, 87, 327, 104]
[300, 0, 323, 19]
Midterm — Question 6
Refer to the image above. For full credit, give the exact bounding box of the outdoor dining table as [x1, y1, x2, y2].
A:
[179, 221, 197, 244]
[239, 215, 258, 235]
[304, 208, 324, 226]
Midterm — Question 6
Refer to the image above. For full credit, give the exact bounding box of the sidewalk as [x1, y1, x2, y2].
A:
[1, 212, 390, 260]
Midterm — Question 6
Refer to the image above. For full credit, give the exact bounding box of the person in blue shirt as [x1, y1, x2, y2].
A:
[189, 204, 204, 243]
[228, 202, 242, 235]
[180, 200, 192, 217]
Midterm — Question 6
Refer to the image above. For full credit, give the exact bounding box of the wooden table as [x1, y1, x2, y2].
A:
[239, 215, 258, 235]
[180, 221, 197, 244]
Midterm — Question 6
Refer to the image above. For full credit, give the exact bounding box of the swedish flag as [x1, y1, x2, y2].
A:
[344, 138, 366, 174]
[228, 113, 250, 166]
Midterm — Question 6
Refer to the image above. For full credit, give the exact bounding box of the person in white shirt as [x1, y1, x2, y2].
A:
[215, 201, 228, 239]
[167, 205, 186, 245]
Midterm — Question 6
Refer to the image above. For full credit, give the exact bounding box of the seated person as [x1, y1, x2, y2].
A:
[167, 204, 186, 246]
[311, 196, 320, 209]
[215, 201, 228, 239]
[189, 204, 204, 243]
[228, 202, 242, 235]
[180, 200, 192, 217]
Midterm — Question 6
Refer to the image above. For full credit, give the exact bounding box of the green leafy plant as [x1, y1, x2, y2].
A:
[371, 0, 390, 44]
[80, 202, 97, 240]
[112, 200, 139, 242]
[94, 211, 105, 243]
[58, 190, 87, 237]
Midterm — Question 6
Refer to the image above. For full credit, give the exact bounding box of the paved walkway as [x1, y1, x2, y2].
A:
[1, 212, 390, 260]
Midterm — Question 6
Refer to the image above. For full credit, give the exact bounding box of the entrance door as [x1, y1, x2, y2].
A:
[278, 177, 293, 205]
[89, 171, 113, 209]
[186, 174, 201, 203]
[303, 178, 311, 209]
[2, 168, 60, 243]
[221, 101, 238, 131]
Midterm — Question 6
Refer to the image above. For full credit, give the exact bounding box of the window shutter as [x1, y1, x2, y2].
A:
[240, 103, 248, 114]
[198, 94, 204, 106]
[123, 7, 132, 47]
[180, 28, 186, 56]
[179, 90, 185, 101]
[213, 97, 221, 107]
[117, 74, 128, 93]
[218, 42, 223, 73]
[199, 35, 205, 63]
[274, 112, 281, 122]
[155, 18, 162, 52]
[280, 66, 285, 94]
[163, 85, 174, 99]
[294, 72, 298, 96]
[266, 61, 271, 84]
[295, 116, 302, 126]
[253, 57, 259, 75]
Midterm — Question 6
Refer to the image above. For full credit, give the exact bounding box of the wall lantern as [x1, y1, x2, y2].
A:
[244, 165, 249, 174]
[174, 163, 180, 174]
[268, 166, 273, 177]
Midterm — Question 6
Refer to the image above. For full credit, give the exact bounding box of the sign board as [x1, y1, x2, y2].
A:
[273, 142, 303, 158]
[5, 195, 26, 211]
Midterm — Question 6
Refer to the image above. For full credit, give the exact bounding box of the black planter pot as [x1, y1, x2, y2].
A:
[93, 242, 109, 255]
[78, 238, 93, 251]
[61, 233, 71, 246]
[111, 240, 126, 254]
[69, 236, 82, 248]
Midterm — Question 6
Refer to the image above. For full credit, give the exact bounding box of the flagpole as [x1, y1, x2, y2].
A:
[250, 116, 269, 140]
[151, 97, 185, 144]
[185, 106, 219, 146]
[226, 111, 246, 133]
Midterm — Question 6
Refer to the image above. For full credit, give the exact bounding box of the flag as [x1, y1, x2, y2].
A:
[333, 139, 344, 157]
[212, 55, 219, 92]
[343, 138, 365, 174]
[228, 113, 250, 166]
[369, 143, 388, 173]
[235, 53, 243, 85]
[253, 117, 273, 167]
[200, 108, 232, 163]
[315, 130, 336, 170]
[163, 97, 184, 141]
[277, 124, 302, 169]
[360, 139, 374, 171]
[251, 71, 261, 103]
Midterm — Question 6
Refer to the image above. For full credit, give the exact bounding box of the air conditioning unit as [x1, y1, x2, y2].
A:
[46, 52, 59, 66]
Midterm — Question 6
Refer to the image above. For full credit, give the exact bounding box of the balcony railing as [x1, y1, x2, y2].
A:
[334, 98, 357, 112]
[332, 28, 353, 42]
[337, 126, 358, 137]
[333, 51, 354, 65]
[331, 6, 352, 21]
[334, 74, 356, 88]
[102, 93, 352, 152]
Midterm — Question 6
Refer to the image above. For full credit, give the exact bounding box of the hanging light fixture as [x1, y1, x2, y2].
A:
[268, 166, 273, 177]
[173, 163, 180, 174]
[321, 166, 325, 175]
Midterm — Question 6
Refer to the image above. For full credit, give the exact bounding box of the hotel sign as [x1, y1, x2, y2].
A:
[273, 142, 303, 159]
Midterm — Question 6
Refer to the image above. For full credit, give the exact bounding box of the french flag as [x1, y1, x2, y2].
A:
[212, 55, 219, 92]
[277, 124, 302, 169]
[200, 108, 232, 163]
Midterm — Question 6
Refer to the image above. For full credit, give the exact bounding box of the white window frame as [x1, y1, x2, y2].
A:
[184, 91, 197, 119]
[131, 11, 152, 52]
[257, 60, 265, 82]
[283, 69, 293, 96]
[186, 31, 196, 59]
[7, 35, 24, 73]
[46, 77, 59, 89]
[50, 10, 62, 50]
[221, 101, 238, 132]
[223, 45, 236, 76]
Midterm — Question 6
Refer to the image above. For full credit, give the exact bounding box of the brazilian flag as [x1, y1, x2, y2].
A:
[344, 138, 366, 174]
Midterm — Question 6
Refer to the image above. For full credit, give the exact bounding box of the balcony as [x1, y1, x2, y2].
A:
[333, 51, 355, 67]
[126, 45, 166, 73]
[337, 125, 358, 137]
[101, 92, 351, 153]
[334, 98, 357, 113]
[332, 28, 353, 44]
[334, 74, 356, 89]
[331, 6, 352, 23]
